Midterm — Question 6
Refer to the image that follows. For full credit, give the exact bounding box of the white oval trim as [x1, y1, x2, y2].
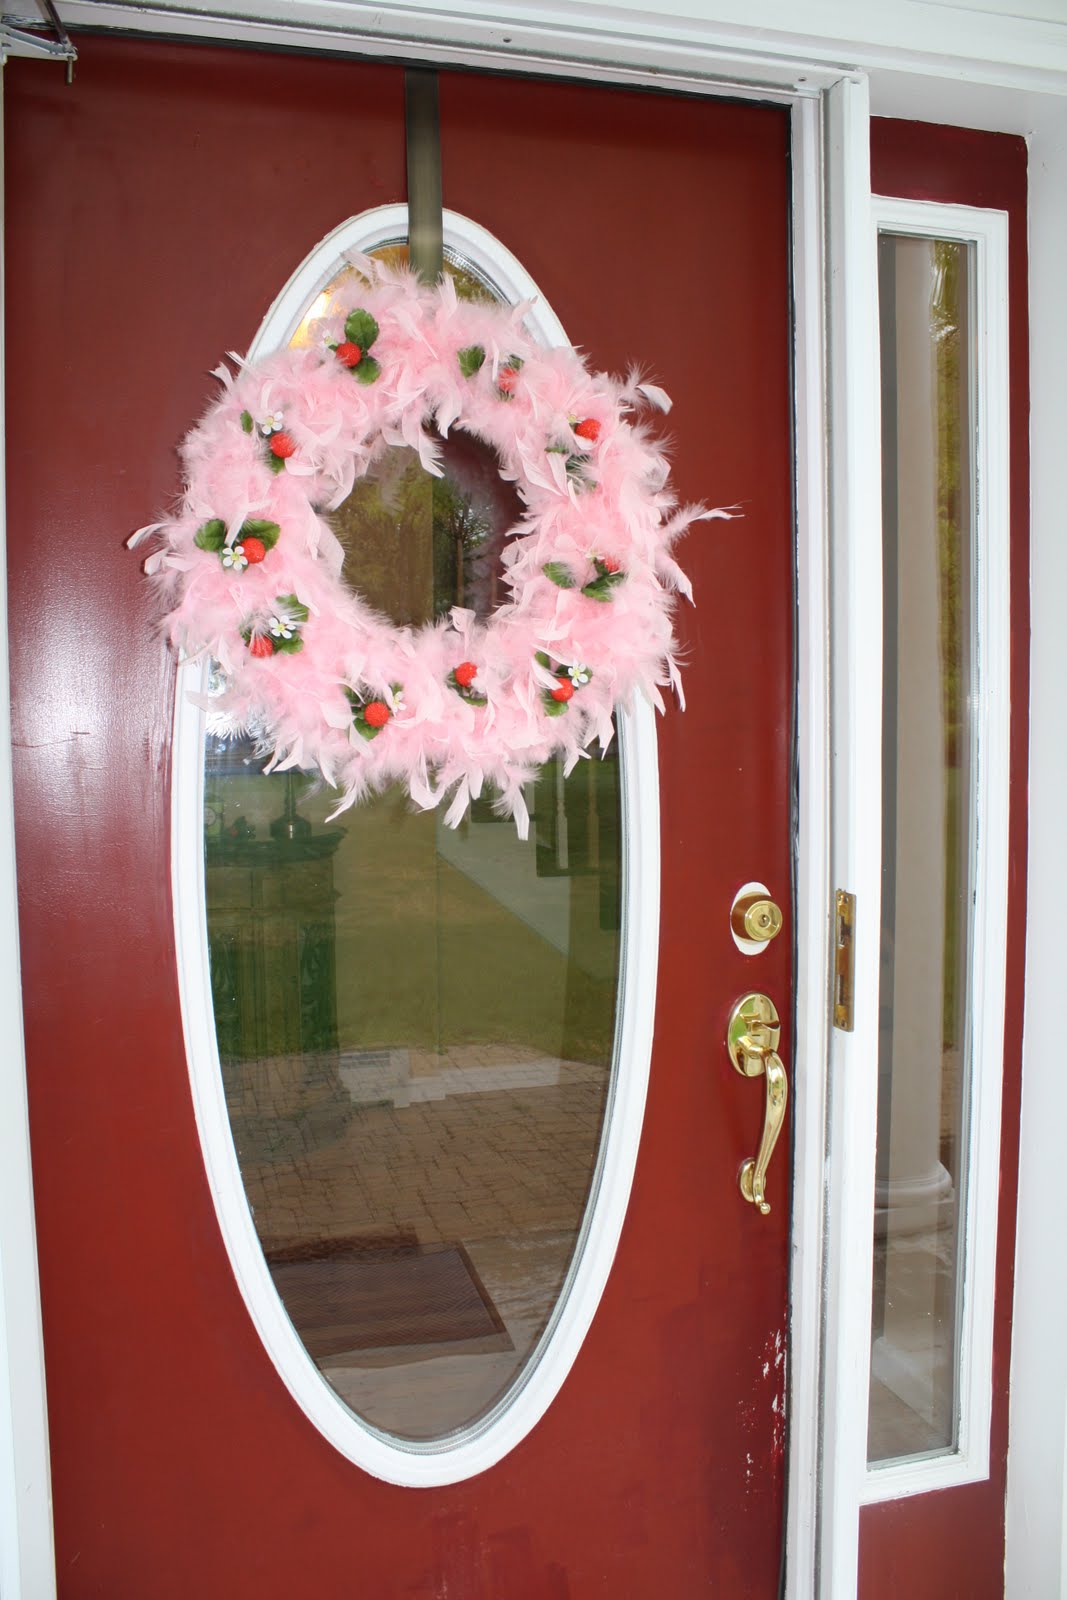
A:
[172, 206, 661, 1486]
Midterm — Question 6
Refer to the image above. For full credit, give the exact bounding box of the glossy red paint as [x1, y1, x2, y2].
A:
[859, 121, 1029, 1600]
[7, 41, 793, 1595]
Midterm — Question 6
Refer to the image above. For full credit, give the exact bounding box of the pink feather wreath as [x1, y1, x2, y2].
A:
[131, 257, 716, 836]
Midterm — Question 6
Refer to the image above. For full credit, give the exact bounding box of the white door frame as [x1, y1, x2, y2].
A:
[3, 8, 1065, 1598]
[0, 65, 57, 1600]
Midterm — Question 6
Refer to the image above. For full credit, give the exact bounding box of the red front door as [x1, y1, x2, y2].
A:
[7, 39, 794, 1596]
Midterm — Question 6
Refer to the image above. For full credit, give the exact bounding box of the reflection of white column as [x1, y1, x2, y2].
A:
[881, 237, 954, 1235]
[873, 238, 955, 1432]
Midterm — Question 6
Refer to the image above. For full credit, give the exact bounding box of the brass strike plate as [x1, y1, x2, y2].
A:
[833, 890, 855, 1032]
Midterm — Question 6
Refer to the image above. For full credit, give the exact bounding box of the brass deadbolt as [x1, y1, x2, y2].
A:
[730, 892, 784, 945]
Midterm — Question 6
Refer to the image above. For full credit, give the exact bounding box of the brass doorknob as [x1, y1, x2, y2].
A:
[730, 892, 784, 945]
[726, 992, 789, 1215]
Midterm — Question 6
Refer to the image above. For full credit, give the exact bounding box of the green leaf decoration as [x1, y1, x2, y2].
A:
[580, 579, 613, 602]
[240, 410, 254, 434]
[275, 593, 310, 625]
[240, 519, 281, 551]
[354, 355, 381, 386]
[534, 651, 551, 669]
[458, 344, 486, 378]
[268, 453, 286, 474]
[543, 562, 576, 589]
[580, 561, 625, 602]
[542, 695, 568, 716]
[447, 669, 488, 706]
[194, 519, 227, 552]
[507, 354, 525, 371]
[272, 634, 304, 655]
[344, 309, 380, 350]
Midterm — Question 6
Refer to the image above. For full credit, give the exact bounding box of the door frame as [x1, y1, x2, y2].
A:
[0, 67, 55, 1600]
[2, 9, 1064, 1598]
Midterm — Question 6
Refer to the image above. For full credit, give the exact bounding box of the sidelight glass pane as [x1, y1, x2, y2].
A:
[867, 234, 976, 1466]
[203, 248, 623, 1444]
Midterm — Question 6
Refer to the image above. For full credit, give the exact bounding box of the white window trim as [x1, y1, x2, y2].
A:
[858, 195, 1011, 1505]
[172, 205, 664, 1488]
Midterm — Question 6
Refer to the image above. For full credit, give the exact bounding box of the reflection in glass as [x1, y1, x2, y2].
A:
[868, 235, 976, 1466]
[289, 242, 495, 351]
[329, 427, 524, 629]
[204, 247, 622, 1443]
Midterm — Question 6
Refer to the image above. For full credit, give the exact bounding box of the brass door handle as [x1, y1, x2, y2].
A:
[726, 992, 789, 1215]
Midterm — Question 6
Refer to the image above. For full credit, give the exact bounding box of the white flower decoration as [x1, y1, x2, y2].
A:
[221, 543, 248, 571]
[568, 663, 592, 687]
[260, 411, 285, 437]
[269, 615, 295, 640]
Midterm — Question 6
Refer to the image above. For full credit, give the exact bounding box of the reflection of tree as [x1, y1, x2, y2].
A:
[932, 242, 964, 771]
[432, 476, 491, 615]
[932, 241, 970, 1056]
[327, 429, 523, 626]
[329, 450, 434, 626]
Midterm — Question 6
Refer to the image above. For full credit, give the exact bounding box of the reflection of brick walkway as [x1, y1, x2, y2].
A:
[229, 1045, 610, 1438]
[235, 1046, 608, 1258]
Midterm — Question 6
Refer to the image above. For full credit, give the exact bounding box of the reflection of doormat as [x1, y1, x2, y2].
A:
[266, 1238, 513, 1368]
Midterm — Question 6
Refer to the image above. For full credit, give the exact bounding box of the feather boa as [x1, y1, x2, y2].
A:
[131, 256, 717, 836]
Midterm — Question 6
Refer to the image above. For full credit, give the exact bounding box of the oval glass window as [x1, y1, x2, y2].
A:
[198, 226, 635, 1451]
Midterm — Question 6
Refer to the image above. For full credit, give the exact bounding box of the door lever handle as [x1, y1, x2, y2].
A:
[726, 992, 789, 1215]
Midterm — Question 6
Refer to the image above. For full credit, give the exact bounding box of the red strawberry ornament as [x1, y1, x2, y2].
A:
[363, 700, 391, 729]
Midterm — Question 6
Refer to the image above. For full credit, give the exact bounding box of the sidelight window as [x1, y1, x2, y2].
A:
[864, 202, 1009, 1492]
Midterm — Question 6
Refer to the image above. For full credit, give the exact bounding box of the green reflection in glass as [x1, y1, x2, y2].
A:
[328, 427, 524, 629]
[203, 241, 623, 1442]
